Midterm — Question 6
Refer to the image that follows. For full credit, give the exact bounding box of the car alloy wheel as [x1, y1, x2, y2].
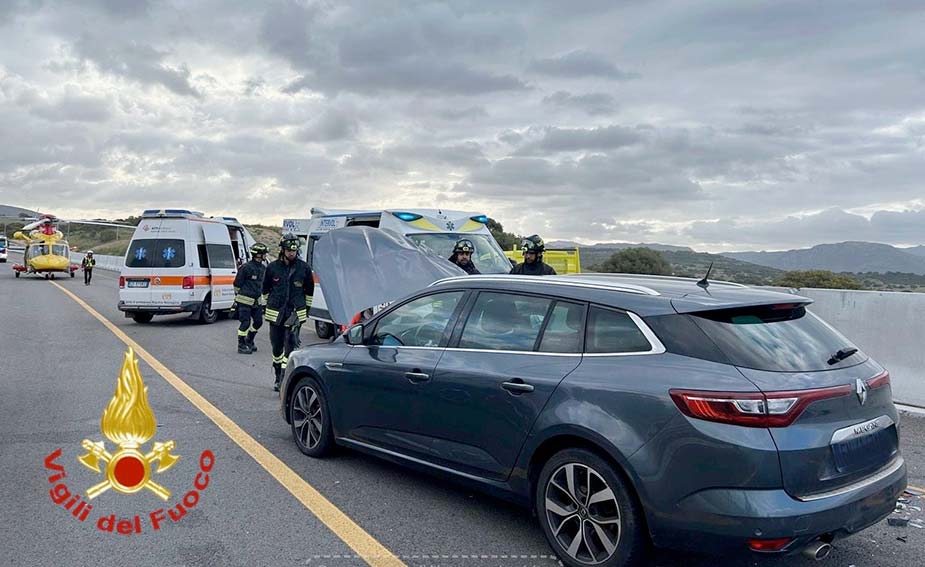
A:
[292, 385, 323, 450]
[545, 462, 622, 565]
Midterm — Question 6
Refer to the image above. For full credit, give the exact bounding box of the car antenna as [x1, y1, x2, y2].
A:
[697, 262, 714, 289]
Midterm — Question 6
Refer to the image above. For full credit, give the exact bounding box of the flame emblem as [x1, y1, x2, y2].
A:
[78, 348, 179, 500]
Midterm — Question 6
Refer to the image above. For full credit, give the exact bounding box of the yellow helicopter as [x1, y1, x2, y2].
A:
[10, 214, 130, 279]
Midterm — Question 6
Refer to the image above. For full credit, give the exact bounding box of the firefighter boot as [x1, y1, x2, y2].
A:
[247, 331, 258, 352]
[273, 363, 282, 392]
[238, 336, 253, 354]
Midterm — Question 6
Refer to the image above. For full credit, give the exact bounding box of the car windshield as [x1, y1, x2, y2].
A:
[406, 233, 511, 274]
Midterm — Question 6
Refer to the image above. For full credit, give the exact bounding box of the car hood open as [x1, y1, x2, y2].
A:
[313, 226, 466, 325]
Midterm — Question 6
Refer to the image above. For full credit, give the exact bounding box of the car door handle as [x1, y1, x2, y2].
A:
[502, 380, 534, 394]
[405, 371, 431, 383]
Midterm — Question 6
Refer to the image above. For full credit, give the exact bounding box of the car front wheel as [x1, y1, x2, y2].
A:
[536, 448, 647, 567]
[289, 376, 334, 457]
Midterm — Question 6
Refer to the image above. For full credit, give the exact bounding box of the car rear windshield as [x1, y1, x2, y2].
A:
[126, 239, 186, 268]
[647, 304, 866, 372]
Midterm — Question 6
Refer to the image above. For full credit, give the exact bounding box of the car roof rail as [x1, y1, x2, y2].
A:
[571, 272, 749, 288]
[429, 275, 660, 296]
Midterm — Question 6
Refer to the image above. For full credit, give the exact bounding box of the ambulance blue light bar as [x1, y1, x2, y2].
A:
[470, 215, 489, 224]
[392, 212, 423, 222]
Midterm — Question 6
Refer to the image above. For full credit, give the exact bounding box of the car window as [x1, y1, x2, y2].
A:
[373, 292, 464, 347]
[686, 304, 865, 372]
[459, 292, 552, 352]
[538, 301, 585, 353]
[586, 307, 652, 354]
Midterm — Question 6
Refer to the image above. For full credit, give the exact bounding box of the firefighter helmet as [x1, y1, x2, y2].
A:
[520, 234, 545, 254]
[453, 239, 475, 254]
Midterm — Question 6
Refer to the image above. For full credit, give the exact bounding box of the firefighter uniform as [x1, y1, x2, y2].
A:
[263, 237, 313, 390]
[233, 249, 267, 354]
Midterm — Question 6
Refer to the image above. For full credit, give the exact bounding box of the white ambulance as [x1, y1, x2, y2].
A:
[118, 209, 256, 324]
[282, 208, 512, 338]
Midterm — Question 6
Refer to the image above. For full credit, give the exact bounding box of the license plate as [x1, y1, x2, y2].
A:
[831, 427, 895, 473]
[127, 280, 149, 288]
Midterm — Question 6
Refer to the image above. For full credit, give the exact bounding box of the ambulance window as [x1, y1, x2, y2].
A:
[206, 244, 236, 269]
[198, 245, 209, 268]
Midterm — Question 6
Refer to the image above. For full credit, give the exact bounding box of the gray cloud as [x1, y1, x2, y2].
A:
[73, 36, 202, 98]
[529, 50, 639, 80]
[1, 1, 924, 252]
[297, 110, 359, 142]
[543, 91, 617, 115]
[28, 92, 112, 123]
[517, 125, 643, 154]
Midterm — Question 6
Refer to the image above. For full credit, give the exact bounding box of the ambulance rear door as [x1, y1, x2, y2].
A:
[199, 222, 237, 310]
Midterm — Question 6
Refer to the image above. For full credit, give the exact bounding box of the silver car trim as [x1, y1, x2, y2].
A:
[429, 275, 661, 296]
[337, 437, 492, 483]
[830, 415, 894, 445]
[796, 456, 904, 502]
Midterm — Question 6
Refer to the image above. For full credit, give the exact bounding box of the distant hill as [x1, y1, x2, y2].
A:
[581, 246, 784, 285]
[0, 204, 38, 218]
[901, 245, 925, 258]
[724, 242, 925, 275]
[547, 240, 693, 252]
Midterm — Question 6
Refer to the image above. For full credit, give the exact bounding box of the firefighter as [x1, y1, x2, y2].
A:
[263, 233, 313, 391]
[81, 251, 96, 285]
[448, 238, 481, 275]
[234, 242, 269, 354]
[510, 235, 557, 276]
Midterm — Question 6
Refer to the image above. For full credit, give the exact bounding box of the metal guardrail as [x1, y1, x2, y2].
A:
[69, 251, 124, 272]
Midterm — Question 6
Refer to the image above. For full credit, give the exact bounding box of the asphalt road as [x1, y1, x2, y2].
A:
[2, 254, 924, 567]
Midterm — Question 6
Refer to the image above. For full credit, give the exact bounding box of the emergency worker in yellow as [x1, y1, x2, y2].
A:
[233, 242, 268, 354]
[263, 234, 313, 391]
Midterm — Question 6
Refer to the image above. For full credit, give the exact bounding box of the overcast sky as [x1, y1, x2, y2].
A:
[1, 0, 924, 252]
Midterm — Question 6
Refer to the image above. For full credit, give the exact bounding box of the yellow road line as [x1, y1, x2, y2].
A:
[51, 282, 404, 567]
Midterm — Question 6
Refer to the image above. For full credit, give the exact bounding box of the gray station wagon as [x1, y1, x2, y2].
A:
[279, 274, 906, 566]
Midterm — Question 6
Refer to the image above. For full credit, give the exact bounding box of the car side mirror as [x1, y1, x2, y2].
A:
[345, 324, 365, 345]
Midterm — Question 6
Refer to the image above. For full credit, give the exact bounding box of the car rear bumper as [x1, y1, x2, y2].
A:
[651, 456, 906, 555]
[118, 300, 203, 315]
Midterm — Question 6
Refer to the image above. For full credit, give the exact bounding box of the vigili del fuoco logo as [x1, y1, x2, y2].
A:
[43, 348, 215, 534]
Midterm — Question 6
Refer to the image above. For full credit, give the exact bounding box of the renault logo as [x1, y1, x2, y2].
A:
[855, 378, 868, 406]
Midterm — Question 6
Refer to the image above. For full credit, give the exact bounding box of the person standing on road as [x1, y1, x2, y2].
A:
[510, 235, 556, 276]
[234, 242, 269, 355]
[81, 251, 96, 285]
[263, 234, 313, 391]
[448, 238, 481, 275]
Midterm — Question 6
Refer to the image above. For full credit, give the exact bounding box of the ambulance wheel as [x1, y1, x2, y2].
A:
[199, 296, 218, 324]
[315, 320, 335, 340]
[133, 313, 154, 324]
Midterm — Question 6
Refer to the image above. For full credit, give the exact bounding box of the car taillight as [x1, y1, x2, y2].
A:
[119, 276, 125, 288]
[747, 538, 792, 552]
[670, 384, 853, 428]
[867, 370, 890, 390]
[182, 276, 194, 289]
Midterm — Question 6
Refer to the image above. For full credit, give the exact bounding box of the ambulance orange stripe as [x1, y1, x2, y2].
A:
[141, 275, 237, 286]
